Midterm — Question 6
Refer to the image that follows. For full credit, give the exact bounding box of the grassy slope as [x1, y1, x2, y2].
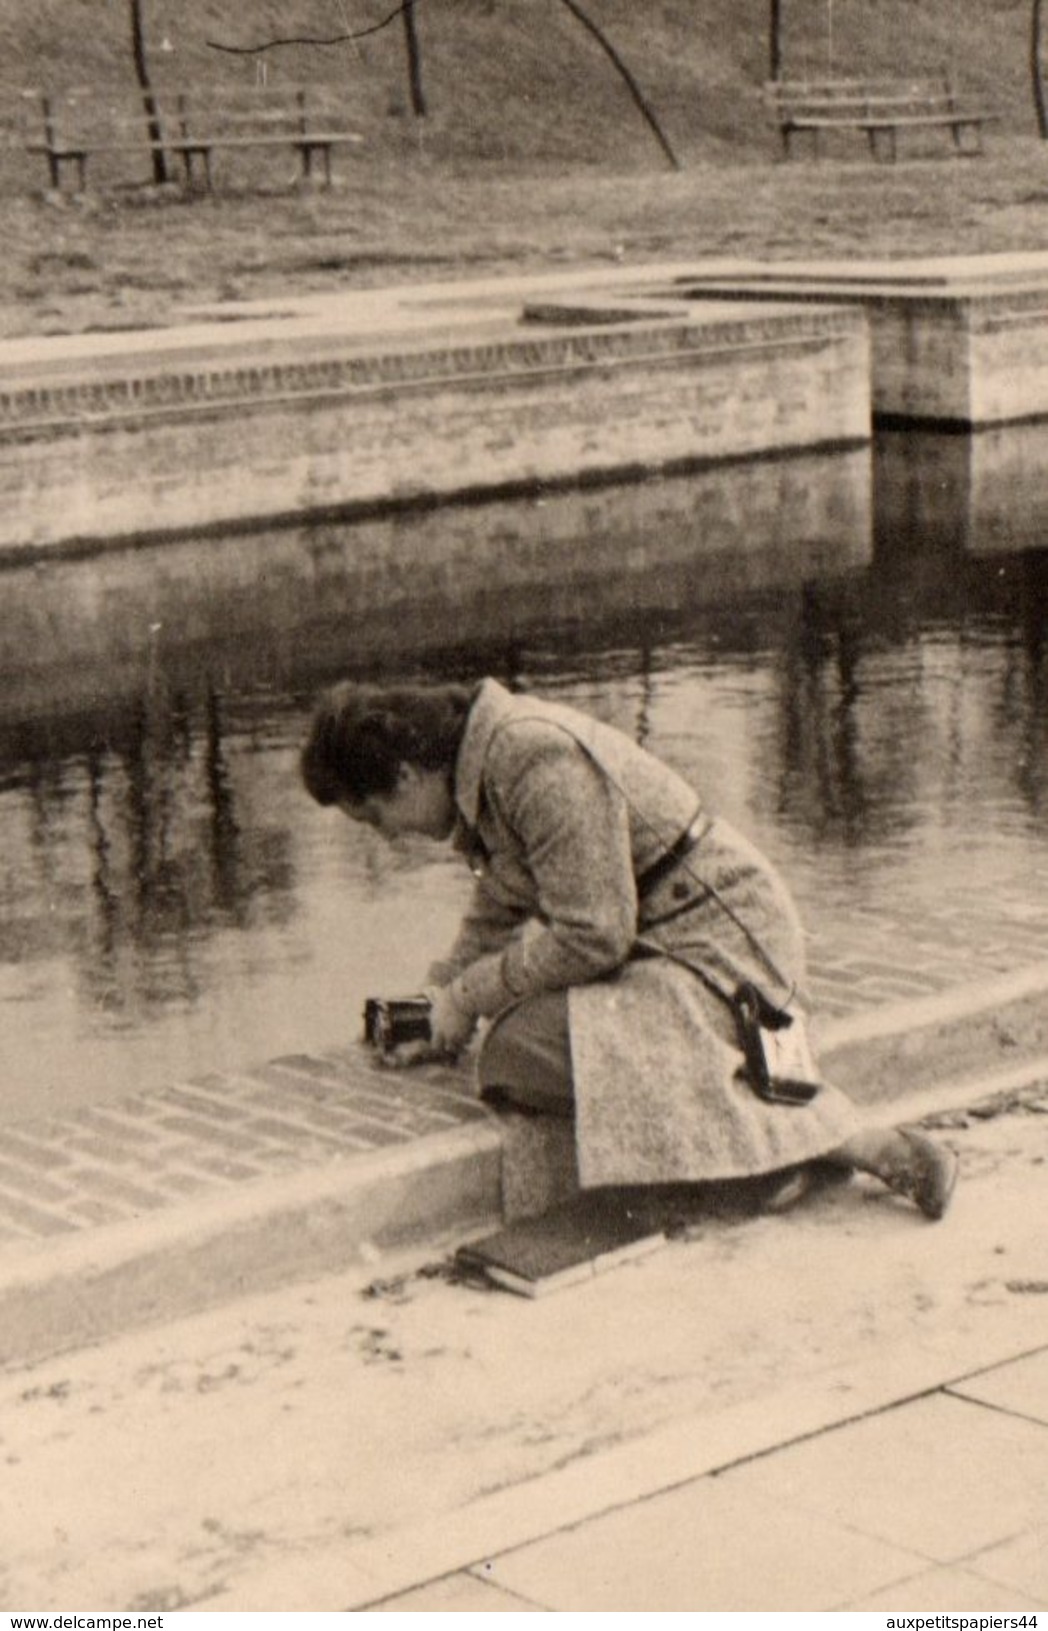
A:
[0, 2, 1044, 338]
[0, 0, 1038, 168]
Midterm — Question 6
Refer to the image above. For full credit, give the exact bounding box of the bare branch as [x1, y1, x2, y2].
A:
[555, 0, 681, 170]
[207, 1, 415, 56]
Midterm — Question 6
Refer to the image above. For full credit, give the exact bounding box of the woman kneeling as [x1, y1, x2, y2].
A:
[301, 677, 957, 1221]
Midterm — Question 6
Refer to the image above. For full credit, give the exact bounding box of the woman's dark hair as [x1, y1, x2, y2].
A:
[300, 681, 474, 806]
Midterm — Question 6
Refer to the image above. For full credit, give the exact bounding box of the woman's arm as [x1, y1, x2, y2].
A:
[426, 877, 528, 986]
[447, 725, 638, 1020]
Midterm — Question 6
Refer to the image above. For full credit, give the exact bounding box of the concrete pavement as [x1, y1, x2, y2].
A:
[209, 1095, 1048, 1613]
[2, 1074, 1045, 1611]
[364, 1348, 1048, 1612]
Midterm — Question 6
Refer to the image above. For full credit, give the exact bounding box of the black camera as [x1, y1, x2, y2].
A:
[363, 995, 433, 1053]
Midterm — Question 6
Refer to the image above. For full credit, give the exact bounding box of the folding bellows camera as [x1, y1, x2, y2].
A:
[363, 996, 433, 1053]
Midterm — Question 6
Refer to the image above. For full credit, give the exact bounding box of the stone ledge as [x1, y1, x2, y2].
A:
[0, 1120, 503, 1375]
[817, 963, 1048, 1107]
[0, 307, 863, 438]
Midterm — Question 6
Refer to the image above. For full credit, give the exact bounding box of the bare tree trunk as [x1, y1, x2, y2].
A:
[770, 0, 783, 81]
[556, 0, 680, 169]
[1034, 0, 1048, 137]
[402, 0, 427, 117]
[130, 0, 170, 183]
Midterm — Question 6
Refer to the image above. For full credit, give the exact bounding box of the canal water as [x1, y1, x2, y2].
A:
[1, 431, 1046, 1121]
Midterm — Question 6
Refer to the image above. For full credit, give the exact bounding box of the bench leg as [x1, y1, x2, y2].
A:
[179, 147, 214, 191]
[45, 150, 88, 192]
[298, 142, 333, 188]
[952, 120, 982, 156]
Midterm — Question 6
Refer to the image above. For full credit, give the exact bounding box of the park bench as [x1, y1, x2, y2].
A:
[19, 84, 363, 191]
[764, 73, 998, 161]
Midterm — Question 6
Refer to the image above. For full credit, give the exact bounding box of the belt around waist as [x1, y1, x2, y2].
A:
[636, 814, 709, 897]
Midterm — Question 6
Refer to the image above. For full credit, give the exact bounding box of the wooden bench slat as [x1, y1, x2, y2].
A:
[764, 72, 996, 161]
[783, 95, 966, 110]
[789, 112, 998, 128]
[168, 134, 363, 148]
[19, 85, 362, 190]
[26, 134, 362, 154]
[768, 78, 949, 93]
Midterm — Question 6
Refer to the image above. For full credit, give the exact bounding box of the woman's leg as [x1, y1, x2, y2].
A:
[478, 991, 575, 1117]
[828, 1126, 958, 1220]
[479, 994, 958, 1221]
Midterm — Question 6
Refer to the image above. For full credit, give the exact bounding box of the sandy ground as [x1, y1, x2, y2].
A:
[0, 1100, 1044, 1610]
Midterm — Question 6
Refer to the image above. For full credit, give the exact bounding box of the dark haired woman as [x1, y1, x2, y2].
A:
[301, 676, 957, 1219]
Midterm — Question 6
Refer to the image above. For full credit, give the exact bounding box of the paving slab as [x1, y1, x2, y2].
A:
[169, 251, 1048, 333]
[370, 1574, 540, 1613]
[347, 1326, 1048, 1612]
[482, 1471, 927, 1612]
[680, 250, 1048, 290]
[716, 1391, 1048, 1563]
[968, 1526, 1048, 1602]
[841, 1564, 1044, 1612]
[948, 1348, 1048, 1427]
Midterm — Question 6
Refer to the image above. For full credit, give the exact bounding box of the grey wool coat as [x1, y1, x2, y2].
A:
[432, 679, 859, 1187]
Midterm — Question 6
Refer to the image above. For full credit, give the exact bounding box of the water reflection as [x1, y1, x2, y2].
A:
[875, 421, 1048, 557]
[0, 435, 1045, 1115]
[776, 584, 870, 846]
[6, 681, 296, 1021]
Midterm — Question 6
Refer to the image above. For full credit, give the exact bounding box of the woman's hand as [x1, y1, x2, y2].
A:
[425, 983, 476, 1056]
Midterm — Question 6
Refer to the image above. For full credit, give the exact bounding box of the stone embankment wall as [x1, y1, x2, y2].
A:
[0, 303, 870, 555]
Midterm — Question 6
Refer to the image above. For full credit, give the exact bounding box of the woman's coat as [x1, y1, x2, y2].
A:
[432, 679, 859, 1187]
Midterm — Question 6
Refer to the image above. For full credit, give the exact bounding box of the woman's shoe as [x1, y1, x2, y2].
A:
[883, 1129, 958, 1221]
